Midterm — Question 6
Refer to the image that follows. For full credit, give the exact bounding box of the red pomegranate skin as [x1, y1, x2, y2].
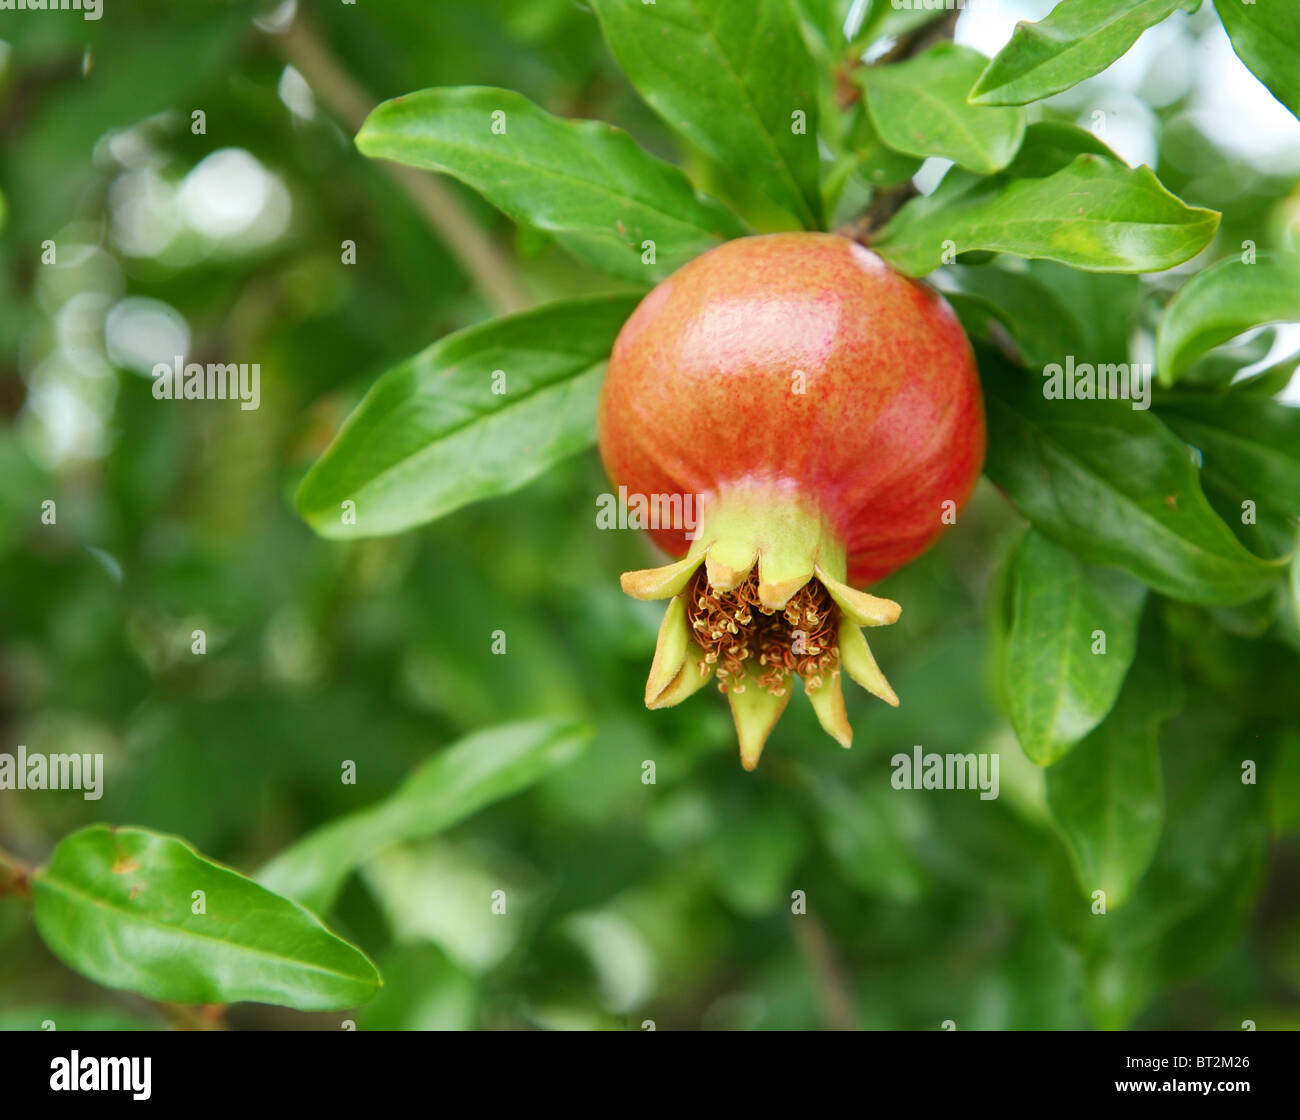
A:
[598, 233, 985, 585]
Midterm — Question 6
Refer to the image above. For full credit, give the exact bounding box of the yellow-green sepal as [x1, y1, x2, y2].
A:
[805, 670, 852, 748]
[816, 565, 901, 627]
[648, 646, 714, 709]
[727, 676, 791, 771]
[839, 618, 899, 706]
[621, 552, 704, 600]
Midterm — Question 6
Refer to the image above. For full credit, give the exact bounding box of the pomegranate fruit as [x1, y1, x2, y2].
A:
[598, 233, 985, 769]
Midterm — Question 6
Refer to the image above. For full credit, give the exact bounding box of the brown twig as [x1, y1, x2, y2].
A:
[790, 911, 859, 1031]
[875, 9, 962, 66]
[836, 10, 962, 242]
[837, 181, 921, 245]
[269, 15, 530, 315]
[157, 1002, 228, 1031]
[0, 843, 33, 900]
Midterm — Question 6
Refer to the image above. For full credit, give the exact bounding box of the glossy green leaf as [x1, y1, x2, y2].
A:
[1155, 254, 1300, 384]
[860, 43, 1027, 173]
[877, 154, 1217, 276]
[1234, 351, 1300, 396]
[1214, 0, 1300, 119]
[1045, 613, 1182, 909]
[588, 0, 822, 227]
[999, 530, 1147, 766]
[867, 122, 1119, 247]
[843, 100, 924, 188]
[31, 826, 380, 1010]
[1200, 472, 1297, 572]
[979, 349, 1284, 605]
[258, 719, 588, 914]
[356, 86, 747, 282]
[296, 295, 639, 540]
[1176, 328, 1280, 390]
[1156, 392, 1300, 521]
[941, 263, 1090, 368]
[970, 0, 1185, 106]
[1025, 260, 1141, 366]
[1001, 120, 1123, 178]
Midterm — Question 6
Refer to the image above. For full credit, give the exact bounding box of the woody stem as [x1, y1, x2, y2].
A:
[0, 844, 34, 900]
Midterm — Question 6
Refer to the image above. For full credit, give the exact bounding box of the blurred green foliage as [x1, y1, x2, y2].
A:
[1, 0, 1298, 1030]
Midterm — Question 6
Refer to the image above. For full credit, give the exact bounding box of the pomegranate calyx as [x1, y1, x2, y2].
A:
[620, 484, 901, 770]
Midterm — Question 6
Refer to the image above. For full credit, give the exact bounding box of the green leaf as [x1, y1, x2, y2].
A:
[876, 154, 1219, 275]
[31, 826, 380, 1010]
[362, 844, 521, 973]
[970, 0, 1185, 106]
[1025, 260, 1141, 365]
[258, 718, 588, 914]
[1155, 254, 1300, 384]
[842, 100, 924, 188]
[356, 86, 746, 282]
[1176, 328, 1280, 390]
[941, 263, 1090, 368]
[860, 43, 1027, 173]
[1065, 680, 1279, 1026]
[0, 1006, 158, 1031]
[1156, 392, 1300, 521]
[868, 122, 1116, 240]
[851, 2, 940, 54]
[296, 295, 639, 540]
[1234, 351, 1300, 396]
[999, 529, 1147, 766]
[1001, 120, 1123, 178]
[588, 0, 822, 227]
[1045, 613, 1182, 909]
[792, 0, 856, 57]
[1214, 0, 1300, 120]
[979, 348, 1285, 606]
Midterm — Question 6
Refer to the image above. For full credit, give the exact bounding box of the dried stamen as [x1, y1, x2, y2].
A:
[684, 568, 840, 697]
